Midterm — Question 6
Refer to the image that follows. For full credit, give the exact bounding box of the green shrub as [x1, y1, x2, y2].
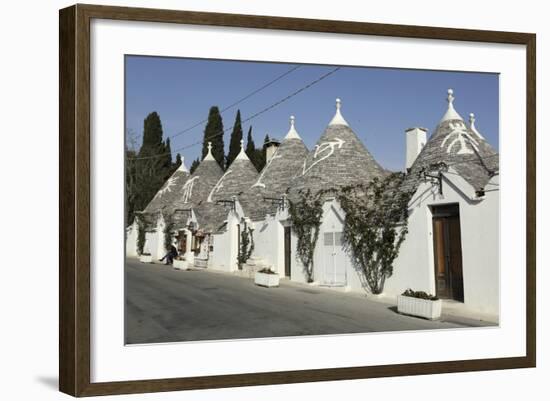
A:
[402, 288, 439, 301]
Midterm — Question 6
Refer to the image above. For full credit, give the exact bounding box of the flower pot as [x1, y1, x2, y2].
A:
[173, 259, 188, 270]
[397, 295, 442, 320]
[254, 271, 280, 288]
[139, 254, 153, 264]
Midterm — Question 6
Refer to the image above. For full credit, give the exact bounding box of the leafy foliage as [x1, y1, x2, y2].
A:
[162, 213, 175, 252]
[190, 157, 200, 174]
[402, 288, 439, 301]
[202, 106, 225, 170]
[136, 218, 146, 256]
[125, 113, 178, 224]
[244, 126, 266, 172]
[337, 173, 412, 294]
[288, 189, 323, 283]
[226, 110, 243, 168]
[238, 225, 254, 268]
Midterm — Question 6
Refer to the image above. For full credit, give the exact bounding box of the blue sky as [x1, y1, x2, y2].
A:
[125, 56, 499, 171]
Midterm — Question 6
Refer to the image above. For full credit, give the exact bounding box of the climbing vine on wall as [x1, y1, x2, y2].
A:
[162, 212, 175, 252]
[337, 173, 413, 295]
[136, 217, 146, 256]
[288, 189, 324, 283]
[238, 225, 254, 268]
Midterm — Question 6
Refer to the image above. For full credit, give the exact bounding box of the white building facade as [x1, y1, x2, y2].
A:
[126, 91, 500, 319]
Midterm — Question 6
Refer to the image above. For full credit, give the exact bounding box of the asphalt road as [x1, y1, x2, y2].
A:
[125, 258, 490, 344]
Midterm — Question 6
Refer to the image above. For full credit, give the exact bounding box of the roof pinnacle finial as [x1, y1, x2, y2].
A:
[177, 155, 189, 172]
[439, 88, 463, 123]
[204, 141, 215, 161]
[235, 138, 250, 161]
[285, 115, 301, 140]
[469, 112, 484, 139]
[447, 88, 455, 105]
[329, 97, 349, 127]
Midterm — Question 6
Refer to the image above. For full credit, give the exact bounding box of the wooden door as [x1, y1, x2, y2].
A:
[284, 226, 291, 277]
[432, 205, 464, 302]
[178, 231, 187, 254]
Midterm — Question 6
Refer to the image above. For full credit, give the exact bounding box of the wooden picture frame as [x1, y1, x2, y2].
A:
[59, 3, 536, 397]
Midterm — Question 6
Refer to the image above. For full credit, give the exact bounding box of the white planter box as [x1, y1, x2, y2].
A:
[173, 259, 188, 270]
[254, 272, 280, 288]
[139, 254, 153, 264]
[397, 295, 442, 320]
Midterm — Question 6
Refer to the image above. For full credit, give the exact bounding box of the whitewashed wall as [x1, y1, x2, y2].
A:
[386, 173, 500, 317]
[209, 212, 240, 272]
[286, 186, 499, 318]
[125, 220, 138, 257]
[251, 216, 286, 275]
[289, 200, 365, 291]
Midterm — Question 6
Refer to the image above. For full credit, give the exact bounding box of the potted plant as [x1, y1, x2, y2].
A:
[254, 268, 280, 288]
[139, 253, 153, 264]
[397, 289, 441, 320]
[173, 256, 188, 270]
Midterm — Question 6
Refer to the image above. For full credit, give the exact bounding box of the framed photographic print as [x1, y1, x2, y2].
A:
[59, 4, 536, 397]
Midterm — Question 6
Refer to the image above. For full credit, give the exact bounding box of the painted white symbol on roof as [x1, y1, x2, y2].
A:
[157, 175, 180, 197]
[302, 138, 345, 175]
[207, 170, 232, 202]
[440, 121, 479, 155]
[252, 150, 282, 189]
[181, 176, 199, 203]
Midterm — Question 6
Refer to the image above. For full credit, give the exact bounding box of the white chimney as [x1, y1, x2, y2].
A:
[264, 136, 281, 163]
[405, 127, 427, 170]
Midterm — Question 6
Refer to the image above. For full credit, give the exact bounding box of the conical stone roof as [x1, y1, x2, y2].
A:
[404, 89, 499, 193]
[289, 99, 386, 200]
[241, 116, 309, 220]
[206, 140, 259, 203]
[168, 142, 225, 228]
[143, 159, 190, 216]
[197, 140, 259, 231]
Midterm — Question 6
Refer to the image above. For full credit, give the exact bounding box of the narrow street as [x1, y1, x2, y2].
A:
[125, 258, 493, 344]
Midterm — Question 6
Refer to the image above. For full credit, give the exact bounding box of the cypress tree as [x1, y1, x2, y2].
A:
[190, 157, 200, 174]
[226, 110, 243, 168]
[174, 153, 182, 170]
[254, 133, 270, 171]
[245, 126, 256, 160]
[129, 111, 171, 221]
[162, 137, 173, 180]
[139, 112, 163, 156]
[202, 106, 225, 169]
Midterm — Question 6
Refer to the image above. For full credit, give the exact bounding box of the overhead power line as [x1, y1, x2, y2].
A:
[168, 65, 302, 141]
[129, 66, 341, 161]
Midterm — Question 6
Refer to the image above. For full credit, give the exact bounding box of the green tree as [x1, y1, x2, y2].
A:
[190, 157, 200, 174]
[139, 112, 163, 155]
[254, 133, 270, 171]
[337, 174, 412, 294]
[174, 153, 182, 170]
[244, 128, 267, 172]
[202, 106, 225, 169]
[161, 137, 173, 180]
[226, 110, 243, 168]
[245, 126, 257, 167]
[125, 112, 173, 223]
[288, 189, 323, 283]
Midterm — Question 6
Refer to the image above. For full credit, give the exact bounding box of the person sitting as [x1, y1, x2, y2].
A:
[159, 245, 178, 265]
